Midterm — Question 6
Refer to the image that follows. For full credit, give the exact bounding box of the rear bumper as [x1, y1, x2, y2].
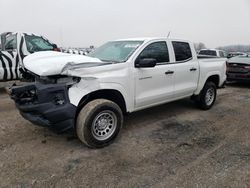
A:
[10, 83, 76, 131]
[227, 73, 250, 82]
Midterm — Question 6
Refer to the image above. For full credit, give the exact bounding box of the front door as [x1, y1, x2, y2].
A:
[134, 41, 175, 109]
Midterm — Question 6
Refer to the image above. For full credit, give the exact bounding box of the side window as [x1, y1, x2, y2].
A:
[25, 34, 54, 53]
[172, 41, 192, 62]
[4, 34, 17, 50]
[219, 51, 224, 57]
[137, 42, 169, 63]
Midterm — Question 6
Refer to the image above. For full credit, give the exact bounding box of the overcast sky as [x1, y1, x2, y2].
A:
[1, 0, 249, 48]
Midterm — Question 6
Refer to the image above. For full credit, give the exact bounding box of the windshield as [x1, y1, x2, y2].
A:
[199, 50, 217, 56]
[25, 34, 54, 52]
[88, 41, 143, 62]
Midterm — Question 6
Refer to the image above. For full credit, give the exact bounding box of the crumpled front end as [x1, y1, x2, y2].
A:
[10, 81, 77, 132]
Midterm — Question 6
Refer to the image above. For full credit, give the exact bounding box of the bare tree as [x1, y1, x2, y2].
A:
[194, 42, 206, 51]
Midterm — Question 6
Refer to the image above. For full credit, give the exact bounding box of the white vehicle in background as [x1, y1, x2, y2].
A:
[10, 37, 227, 148]
[0, 32, 60, 82]
[61, 47, 94, 55]
[198, 49, 227, 58]
[227, 52, 248, 58]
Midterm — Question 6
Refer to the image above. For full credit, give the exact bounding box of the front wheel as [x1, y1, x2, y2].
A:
[195, 81, 217, 110]
[76, 99, 123, 148]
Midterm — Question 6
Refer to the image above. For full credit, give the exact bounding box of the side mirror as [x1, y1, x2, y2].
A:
[52, 44, 57, 48]
[135, 58, 157, 68]
[52, 44, 60, 52]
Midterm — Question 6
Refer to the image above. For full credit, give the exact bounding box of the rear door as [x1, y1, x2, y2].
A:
[171, 41, 199, 98]
[134, 41, 175, 109]
[0, 33, 20, 81]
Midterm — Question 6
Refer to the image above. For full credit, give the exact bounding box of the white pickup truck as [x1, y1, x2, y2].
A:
[198, 49, 227, 58]
[0, 32, 59, 82]
[10, 38, 227, 148]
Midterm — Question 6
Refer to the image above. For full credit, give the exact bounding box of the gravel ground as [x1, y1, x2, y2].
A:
[0, 83, 249, 188]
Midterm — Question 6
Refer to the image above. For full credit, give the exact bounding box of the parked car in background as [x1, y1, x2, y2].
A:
[227, 52, 248, 59]
[0, 32, 59, 82]
[227, 55, 250, 82]
[10, 37, 227, 148]
[61, 47, 95, 55]
[198, 49, 227, 58]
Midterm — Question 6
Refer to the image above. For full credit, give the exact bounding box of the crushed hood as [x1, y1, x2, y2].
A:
[23, 51, 104, 76]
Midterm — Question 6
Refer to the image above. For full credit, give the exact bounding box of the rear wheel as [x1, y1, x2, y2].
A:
[195, 81, 217, 110]
[76, 99, 123, 148]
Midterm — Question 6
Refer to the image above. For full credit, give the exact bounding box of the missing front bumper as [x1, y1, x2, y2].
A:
[10, 83, 76, 131]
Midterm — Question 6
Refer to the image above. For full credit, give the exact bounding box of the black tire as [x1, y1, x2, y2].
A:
[195, 81, 217, 110]
[76, 99, 123, 148]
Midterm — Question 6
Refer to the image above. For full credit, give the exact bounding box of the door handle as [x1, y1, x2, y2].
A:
[165, 70, 174, 75]
[190, 67, 197, 71]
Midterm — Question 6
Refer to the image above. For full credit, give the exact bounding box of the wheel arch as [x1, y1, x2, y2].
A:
[195, 73, 220, 95]
[206, 74, 220, 88]
[75, 89, 127, 122]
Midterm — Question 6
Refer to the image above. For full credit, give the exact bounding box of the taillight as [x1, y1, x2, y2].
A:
[244, 66, 250, 70]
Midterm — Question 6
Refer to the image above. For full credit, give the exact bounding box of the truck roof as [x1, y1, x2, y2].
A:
[115, 37, 191, 43]
[200, 49, 225, 52]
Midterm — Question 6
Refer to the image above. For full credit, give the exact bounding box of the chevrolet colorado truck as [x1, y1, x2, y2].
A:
[10, 38, 227, 148]
[0, 32, 59, 82]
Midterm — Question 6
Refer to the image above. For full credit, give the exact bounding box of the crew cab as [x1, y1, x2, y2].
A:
[0, 32, 59, 82]
[10, 38, 227, 148]
[198, 49, 227, 58]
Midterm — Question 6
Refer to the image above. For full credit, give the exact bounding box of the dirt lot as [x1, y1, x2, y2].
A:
[0, 83, 249, 188]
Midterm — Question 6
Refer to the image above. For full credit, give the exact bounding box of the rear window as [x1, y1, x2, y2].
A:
[172, 41, 192, 62]
[219, 51, 226, 57]
[199, 50, 217, 56]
